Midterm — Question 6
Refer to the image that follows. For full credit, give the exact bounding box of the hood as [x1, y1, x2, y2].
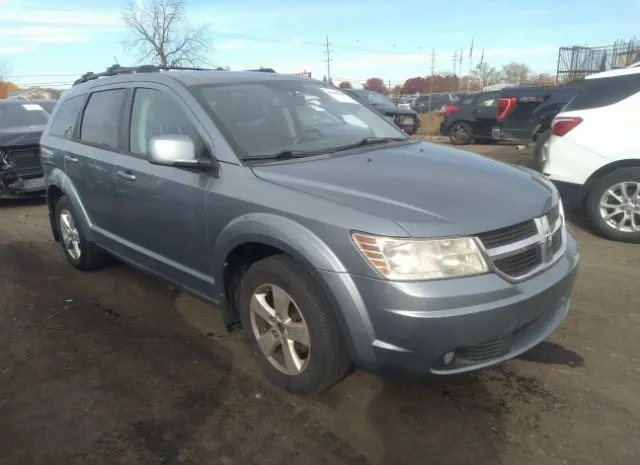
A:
[373, 104, 416, 116]
[0, 126, 45, 148]
[251, 141, 555, 237]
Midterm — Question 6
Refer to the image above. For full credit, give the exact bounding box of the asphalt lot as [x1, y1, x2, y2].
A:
[1, 143, 639, 465]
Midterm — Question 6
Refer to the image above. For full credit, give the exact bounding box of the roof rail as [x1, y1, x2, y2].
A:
[73, 64, 278, 86]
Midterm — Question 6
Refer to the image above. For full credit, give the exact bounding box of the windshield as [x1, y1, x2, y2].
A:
[191, 80, 407, 160]
[0, 102, 50, 129]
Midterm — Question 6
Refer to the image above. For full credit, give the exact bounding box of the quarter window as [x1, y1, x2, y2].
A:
[49, 95, 85, 139]
[79, 89, 126, 149]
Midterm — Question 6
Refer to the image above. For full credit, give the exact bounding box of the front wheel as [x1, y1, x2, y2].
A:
[238, 255, 351, 395]
[448, 121, 473, 145]
[586, 168, 640, 243]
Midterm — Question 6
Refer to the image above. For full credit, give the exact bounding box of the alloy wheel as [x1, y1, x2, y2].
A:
[599, 182, 640, 233]
[249, 284, 311, 375]
[59, 208, 82, 261]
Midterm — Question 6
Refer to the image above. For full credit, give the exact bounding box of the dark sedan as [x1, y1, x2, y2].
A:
[343, 89, 420, 135]
[439, 91, 499, 144]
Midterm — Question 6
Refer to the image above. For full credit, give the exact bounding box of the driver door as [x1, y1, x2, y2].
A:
[112, 84, 215, 296]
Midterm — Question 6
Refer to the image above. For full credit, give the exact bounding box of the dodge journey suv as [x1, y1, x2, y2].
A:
[41, 65, 580, 395]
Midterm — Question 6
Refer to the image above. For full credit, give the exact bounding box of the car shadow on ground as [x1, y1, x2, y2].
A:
[517, 341, 584, 368]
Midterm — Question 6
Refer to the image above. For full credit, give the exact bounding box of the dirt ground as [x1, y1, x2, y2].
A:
[1, 145, 639, 465]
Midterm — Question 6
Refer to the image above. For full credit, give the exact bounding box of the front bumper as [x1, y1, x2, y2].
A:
[396, 114, 420, 135]
[318, 231, 580, 376]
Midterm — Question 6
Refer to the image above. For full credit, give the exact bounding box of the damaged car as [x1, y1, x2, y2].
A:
[0, 100, 51, 197]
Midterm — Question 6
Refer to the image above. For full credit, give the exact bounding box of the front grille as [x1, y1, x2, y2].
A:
[4, 147, 43, 176]
[493, 246, 542, 277]
[477, 204, 564, 280]
[477, 219, 537, 249]
[546, 204, 560, 228]
[550, 228, 562, 254]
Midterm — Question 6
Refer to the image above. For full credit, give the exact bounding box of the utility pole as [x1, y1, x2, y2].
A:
[452, 49, 458, 91]
[324, 35, 333, 84]
[388, 79, 392, 97]
[428, 48, 437, 138]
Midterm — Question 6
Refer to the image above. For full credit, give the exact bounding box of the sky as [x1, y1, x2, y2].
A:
[1, 0, 639, 89]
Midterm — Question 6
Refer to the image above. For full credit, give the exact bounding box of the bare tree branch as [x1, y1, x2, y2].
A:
[121, 0, 212, 67]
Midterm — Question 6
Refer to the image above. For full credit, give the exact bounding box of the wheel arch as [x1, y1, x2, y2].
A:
[579, 159, 640, 206]
[212, 213, 348, 329]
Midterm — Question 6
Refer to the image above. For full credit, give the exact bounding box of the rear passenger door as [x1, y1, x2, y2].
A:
[113, 85, 213, 296]
[66, 87, 126, 241]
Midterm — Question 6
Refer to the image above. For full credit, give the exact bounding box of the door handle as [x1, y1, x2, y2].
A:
[117, 170, 136, 181]
[64, 155, 79, 163]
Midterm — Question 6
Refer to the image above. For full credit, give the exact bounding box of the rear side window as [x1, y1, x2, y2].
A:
[49, 95, 84, 139]
[564, 74, 640, 111]
[79, 89, 126, 149]
[476, 93, 498, 107]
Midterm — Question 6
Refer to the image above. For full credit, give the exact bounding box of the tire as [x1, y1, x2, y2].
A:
[586, 168, 640, 243]
[238, 255, 351, 395]
[448, 121, 473, 145]
[533, 130, 551, 172]
[54, 195, 109, 270]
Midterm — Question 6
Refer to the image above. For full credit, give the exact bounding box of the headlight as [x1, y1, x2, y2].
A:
[351, 233, 489, 280]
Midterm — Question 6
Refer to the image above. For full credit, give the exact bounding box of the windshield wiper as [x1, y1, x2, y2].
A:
[245, 150, 328, 161]
[330, 136, 408, 153]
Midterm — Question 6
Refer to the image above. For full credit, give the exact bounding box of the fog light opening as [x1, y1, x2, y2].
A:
[443, 351, 456, 366]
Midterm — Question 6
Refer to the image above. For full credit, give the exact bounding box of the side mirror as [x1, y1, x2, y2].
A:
[148, 134, 213, 171]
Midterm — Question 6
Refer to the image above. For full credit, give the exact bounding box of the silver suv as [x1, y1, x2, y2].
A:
[40, 66, 580, 395]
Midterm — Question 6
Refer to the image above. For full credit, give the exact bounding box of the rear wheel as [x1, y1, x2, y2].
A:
[533, 130, 551, 172]
[448, 121, 473, 145]
[238, 255, 351, 395]
[55, 195, 109, 270]
[586, 168, 640, 243]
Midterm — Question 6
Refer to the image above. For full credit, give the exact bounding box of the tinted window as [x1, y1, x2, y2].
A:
[475, 93, 498, 107]
[129, 88, 206, 157]
[0, 102, 49, 129]
[79, 89, 125, 149]
[564, 73, 640, 111]
[49, 96, 84, 139]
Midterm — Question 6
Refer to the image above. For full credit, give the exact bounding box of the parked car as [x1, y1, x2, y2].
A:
[41, 65, 580, 395]
[0, 99, 51, 197]
[541, 64, 640, 243]
[412, 93, 460, 113]
[343, 89, 420, 134]
[491, 85, 579, 162]
[439, 90, 499, 144]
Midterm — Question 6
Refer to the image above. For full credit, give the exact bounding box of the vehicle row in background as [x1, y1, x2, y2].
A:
[344, 89, 420, 135]
[0, 99, 56, 198]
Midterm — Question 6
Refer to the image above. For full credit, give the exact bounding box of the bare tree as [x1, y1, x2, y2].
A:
[122, 0, 211, 67]
[471, 62, 502, 89]
[501, 62, 531, 85]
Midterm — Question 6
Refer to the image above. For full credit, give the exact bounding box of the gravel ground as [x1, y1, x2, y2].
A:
[1, 145, 639, 465]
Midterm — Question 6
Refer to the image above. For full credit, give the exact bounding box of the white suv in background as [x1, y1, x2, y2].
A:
[541, 64, 640, 243]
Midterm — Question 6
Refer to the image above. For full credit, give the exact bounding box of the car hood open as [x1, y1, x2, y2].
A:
[251, 141, 556, 237]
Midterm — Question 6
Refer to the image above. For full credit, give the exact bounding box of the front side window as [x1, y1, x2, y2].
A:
[79, 89, 125, 149]
[0, 102, 49, 130]
[129, 88, 206, 157]
[49, 95, 84, 139]
[191, 80, 407, 160]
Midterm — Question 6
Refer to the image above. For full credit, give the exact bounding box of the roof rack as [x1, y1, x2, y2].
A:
[72, 64, 277, 86]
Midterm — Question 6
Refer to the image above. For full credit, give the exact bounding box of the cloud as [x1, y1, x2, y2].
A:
[0, 45, 34, 55]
